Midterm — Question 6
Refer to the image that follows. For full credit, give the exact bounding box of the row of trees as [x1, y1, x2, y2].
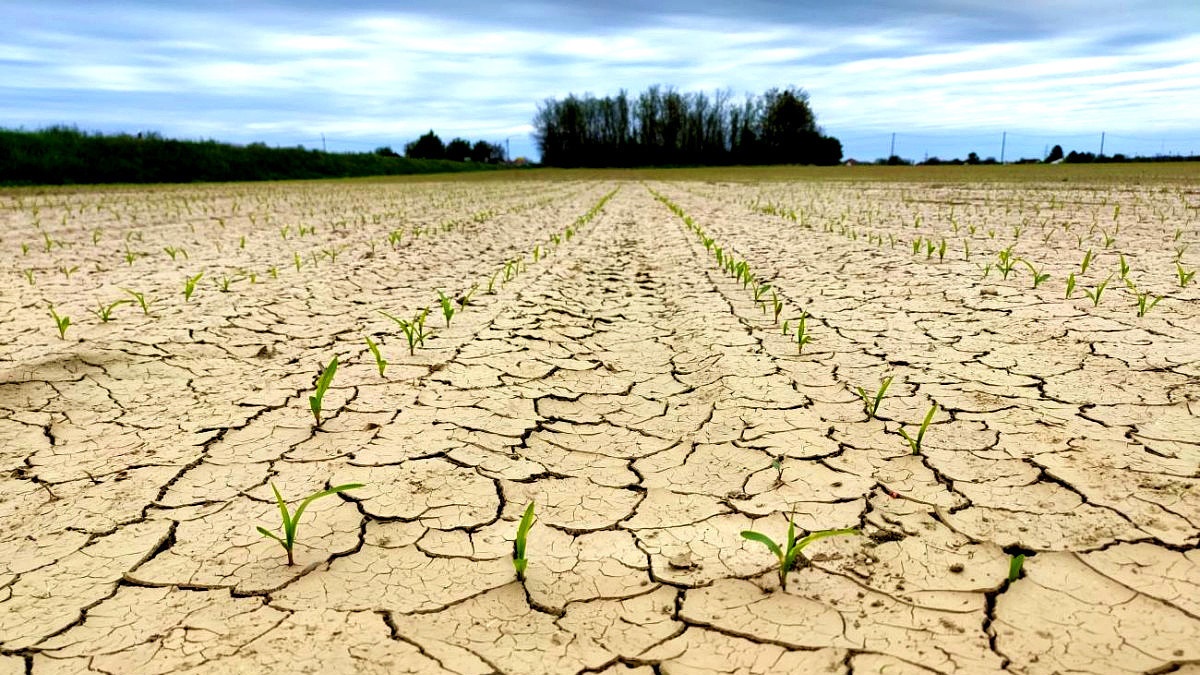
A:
[396, 132, 506, 163]
[532, 86, 842, 167]
[0, 127, 499, 185]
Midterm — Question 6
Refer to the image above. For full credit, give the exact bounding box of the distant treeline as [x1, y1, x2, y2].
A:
[533, 86, 843, 167]
[890, 145, 1200, 166]
[0, 127, 499, 186]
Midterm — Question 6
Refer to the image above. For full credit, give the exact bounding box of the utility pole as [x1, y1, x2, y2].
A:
[505, 137, 511, 163]
[889, 132, 896, 159]
[1099, 132, 1105, 157]
[1000, 131, 1006, 164]
[321, 133, 326, 153]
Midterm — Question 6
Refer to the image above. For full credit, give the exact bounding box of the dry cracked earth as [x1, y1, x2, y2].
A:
[1, 177, 1198, 675]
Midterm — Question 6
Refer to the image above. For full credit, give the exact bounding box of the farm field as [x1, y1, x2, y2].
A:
[1, 171, 1198, 674]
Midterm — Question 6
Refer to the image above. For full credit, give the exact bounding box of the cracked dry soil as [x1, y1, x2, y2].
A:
[1, 178, 1198, 675]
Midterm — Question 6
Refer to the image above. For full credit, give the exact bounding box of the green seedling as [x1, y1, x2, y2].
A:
[123, 288, 151, 315]
[772, 455, 785, 485]
[256, 482, 363, 566]
[937, 238, 947, 261]
[1177, 263, 1196, 287]
[217, 275, 233, 292]
[92, 229, 102, 244]
[997, 246, 1017, 279]
[20, 242, 29, 255]
[795, 313, 813, 354]
[1020, 259, 1050, 288]
[23, 269, 34, 285]
[456, 283, 479, 309]
[1102, 230, 1116, 248]
[437, 290, 455, 327]
[513, 501, 536, 582]
[49, 306, 71, 340]
[1065, 272, 1077, 299]
[1008, 553, 1025, 582]
[164, 246, 188, 261]
[365, 336, 387, 376]
[925, 239, 936, 259]
[240, 235, 247, 249]
[1079, 249, 1096, 274]
[740, 518, 859, 591]
[1135, 291, 1162, 318]
[1118, 253, 1130, 280]
[294, 252, 303, 272]
[1083, 275, 1112, 307]
[184, 272, 203, 301]
[90, 299, 129, 323]
[487, 270, 500, 294]
[856, 375, 894, 420]
[771, 290, 783, 324]
[308, 356, 338, 426]
[1175, 243, 1190, 263]
[59, 265, 79, 279]
[898, 403, 937, 454]
[380, 309, 431, 355]
[268, 266, 279, 279]
[911, 237, 922, 254]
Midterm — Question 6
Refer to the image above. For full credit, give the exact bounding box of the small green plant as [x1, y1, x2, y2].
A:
[256, 482, 363, 566]
[49, 305, 71, 340]
[1008, 553, 1026, 582]
[309, 356, 338, 426]
[487, 270, 500, 294]
[184, 272, 203, 301]
[1176, 263, 1195, 287]
[997, 246, 1017, 279]
[1118, 253, 1130, 280]
[217, 275, 233, 292]
[856, 375, 894, 420]
[1019, 259, 1049, 288]
[365, 336, 387, 376]
[268, 266, 279, 279]
[794, 312, 813, 354]
[90, 299, 129, 323]
[1135, 290, 1162, 318]
[1065, 272, 1076, 299]
[123, 288, 151, 315]
[937, 238, 947, 261]
[380, 309, 431, 355]
[1079, 249, 1096, 274]
[740, 518, 859, 591]
[437, 290, 456, 327]
[770, 290, 783, 324]
[23, 269, 35, 285]
[898, 403, 937, 454]
[164, 246, 188, 261]
[513, 501, 536, 582]
[294, 252, 303, 272]
[1083, 274, 1112, 307]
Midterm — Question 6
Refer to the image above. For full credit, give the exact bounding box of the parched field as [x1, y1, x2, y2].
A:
[1, 170, 1198, 674]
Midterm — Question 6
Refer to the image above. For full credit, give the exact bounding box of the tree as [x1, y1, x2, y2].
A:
[470, 140, 505, 163]
[1046, 144, 1064, 162]
[405, 131, 444, 160]
[444, 138, 472, 162]
[966, 152, 981, 165]
[374, 146, 400, 158]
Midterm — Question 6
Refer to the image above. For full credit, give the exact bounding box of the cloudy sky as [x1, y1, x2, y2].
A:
[3, 1, 1198, 161]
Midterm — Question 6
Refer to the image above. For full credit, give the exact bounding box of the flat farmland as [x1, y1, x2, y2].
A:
[1, 171, 1198, 674]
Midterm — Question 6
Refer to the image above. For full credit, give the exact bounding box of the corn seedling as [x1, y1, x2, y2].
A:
[179, 272, 202, 301]
[487, 270, 500, 294]
[437, 290, 455, 327]
[59, 265, 78, 279]
[898, 403, 937, 454]
[256, 482, 363, 566]
[456, 283, 479, 309]
[49, 306, 71, 340]
[1065, 272, 1077, 299]
[1118, 254, 1130, 280]
[217, 275, 233, 292]
[513, 501, 536, 582]
[308, 356, 338, 426]
[365, 336, 387, 376]
[1080, 249, 1096, 274]
[911, 237, 922, 254]
[1135, 291, 1162, 317]
[937, 238, 947, 261]
[380, 309, 430, 355]
[90, 299, 129, 323]
[1008, 553, 1025, 582]
[23, 269, 34, 285]
[294, 252, 303, 271]
[857, 375, 894, 420]
[1019, 259, 1049, 288]
[1083, 275, 1112, 307]
[164, 246, 187, 261]
[1177, 263, 1196, 287]
[795, 313, 813, 354]
[123, 288, 151, 315]
[268, 266, 279, 279]
[771, 290, 783, 324]
[997, 247, 1017, 280]
[740, 518, 859, 591]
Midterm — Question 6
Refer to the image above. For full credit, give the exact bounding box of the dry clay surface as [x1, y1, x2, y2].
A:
[1, 177, 1198, 674]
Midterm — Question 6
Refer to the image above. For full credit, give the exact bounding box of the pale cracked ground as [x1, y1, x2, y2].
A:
[1, 177, 1198, 675]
